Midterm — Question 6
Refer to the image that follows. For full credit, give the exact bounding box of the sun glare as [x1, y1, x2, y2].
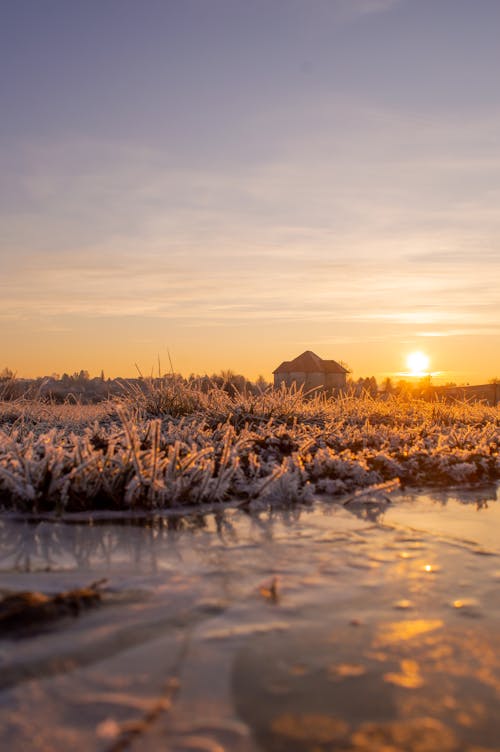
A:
[406, 351, 430, 376]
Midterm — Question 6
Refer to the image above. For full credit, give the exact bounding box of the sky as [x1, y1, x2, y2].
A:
[1, 0, 499, 384]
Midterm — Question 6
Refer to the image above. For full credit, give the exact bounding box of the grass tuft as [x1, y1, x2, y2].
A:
[0, 385, 498, 513]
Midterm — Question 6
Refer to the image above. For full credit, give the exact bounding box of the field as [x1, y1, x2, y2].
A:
[0, 380, 498, 513]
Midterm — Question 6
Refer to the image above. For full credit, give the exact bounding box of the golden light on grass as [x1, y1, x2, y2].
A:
[406, 351, 430, 377]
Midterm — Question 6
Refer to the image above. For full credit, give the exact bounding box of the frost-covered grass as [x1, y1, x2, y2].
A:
[0, 384, 498, 513]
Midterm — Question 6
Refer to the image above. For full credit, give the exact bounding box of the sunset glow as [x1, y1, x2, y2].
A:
[406, 352, 430, 377]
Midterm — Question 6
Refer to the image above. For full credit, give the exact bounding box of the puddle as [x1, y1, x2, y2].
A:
[0, 485, 499, 751]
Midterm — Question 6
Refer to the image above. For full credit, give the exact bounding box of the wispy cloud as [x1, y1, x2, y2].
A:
[416, 327, 500, 338]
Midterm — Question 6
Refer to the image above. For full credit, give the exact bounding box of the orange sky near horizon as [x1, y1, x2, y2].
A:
[4, 324, 498, 387]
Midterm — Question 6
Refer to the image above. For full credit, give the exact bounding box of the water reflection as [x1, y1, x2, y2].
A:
[0, 514, 212, 573]
[0, 483, 499, 574]
[232, 617, 500, 751]
[0, 487, 499, 751]
[399, 484, 499, 510]
[0, 504, 349, 574]
[384, 483, 500, 555]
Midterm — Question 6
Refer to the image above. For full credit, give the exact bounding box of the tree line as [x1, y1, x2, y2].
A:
[1, 367, 498, 404]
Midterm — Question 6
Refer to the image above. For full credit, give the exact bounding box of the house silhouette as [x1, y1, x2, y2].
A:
[273, 350, 348, 392]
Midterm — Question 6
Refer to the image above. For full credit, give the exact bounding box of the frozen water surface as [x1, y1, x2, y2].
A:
[1, 485, 500, 751]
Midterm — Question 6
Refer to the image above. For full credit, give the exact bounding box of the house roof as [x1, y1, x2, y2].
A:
[273, 350, 349, 374]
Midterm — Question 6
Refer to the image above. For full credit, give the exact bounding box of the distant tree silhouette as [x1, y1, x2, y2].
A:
[0, 367, 15, 381]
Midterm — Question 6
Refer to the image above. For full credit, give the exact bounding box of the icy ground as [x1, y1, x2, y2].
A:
[0, 484, 500, 751]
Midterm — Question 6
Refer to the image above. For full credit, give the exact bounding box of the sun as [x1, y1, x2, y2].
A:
[406, 351, 430, 376]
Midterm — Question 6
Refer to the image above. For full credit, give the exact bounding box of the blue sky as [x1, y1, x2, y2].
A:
[1, 0, 499, 381]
